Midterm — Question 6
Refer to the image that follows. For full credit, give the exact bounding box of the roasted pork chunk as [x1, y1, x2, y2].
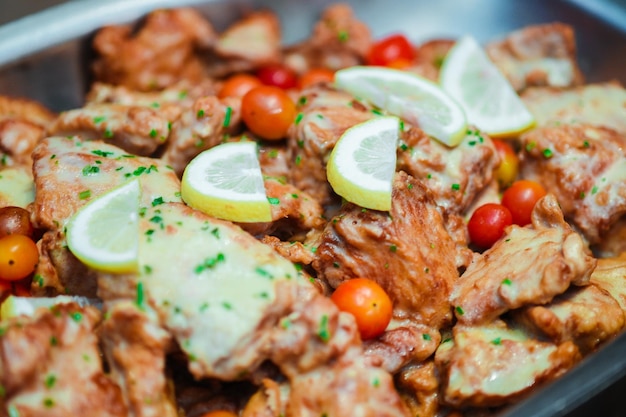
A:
[451, 194, 596, 325]
[519, 124, 626, 244]
[486, 23, 584, 92]
[0, 303, 127, 417]
[314, 172, 458, 330]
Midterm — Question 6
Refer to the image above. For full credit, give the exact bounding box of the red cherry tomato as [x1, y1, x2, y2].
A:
[241, 86, 297, 140]
[218, 73, 262, 99]
[0, 234, 38, 281]
[298, 68, 335, 89]
[492, 140, 519, 189]
[330, 278, 393, 340]
[0, 278, 11, 296]
[256, 64, 298, 89]
[200, 411, 237, 417]
[467, 203, 513, 249]
[501, 180, 548, 226]
[366, 34, 416, 67]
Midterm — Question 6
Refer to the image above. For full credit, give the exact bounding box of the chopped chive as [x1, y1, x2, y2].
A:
[223, 106, 232, 127]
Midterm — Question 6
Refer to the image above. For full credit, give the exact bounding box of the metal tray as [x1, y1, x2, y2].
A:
[0, 1, 625, 416]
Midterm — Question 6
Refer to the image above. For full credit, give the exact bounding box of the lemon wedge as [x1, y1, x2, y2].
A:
[334, 66, 467, 146]
[66, 179, 141, 273]
[327, 116, 399, 211]
[440, 35, 535, 137]
[0, 295, 95, 320]
[181, 141, 272, 223]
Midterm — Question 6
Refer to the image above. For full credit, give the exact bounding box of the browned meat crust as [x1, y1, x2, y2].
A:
[451, 194, 596, 325]
[0, 303, 128, 416]
[314, 172, 458, 329]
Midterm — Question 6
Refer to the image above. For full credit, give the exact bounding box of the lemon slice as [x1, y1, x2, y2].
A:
[327, 116, 399, 211]
[181, 141, 271, 223]
[0, 295, 95, 320]
[66, 179, 141, 273]
[440, 35, 535, 137]
[334, 66, 467, 146]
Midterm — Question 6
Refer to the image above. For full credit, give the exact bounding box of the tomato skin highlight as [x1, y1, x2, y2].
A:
[501, 180, 548, 226]
[298, 68, 335, 89]
[218, 73, 262, 99]
[467, 203, 513, 249]
[0, 234, 39, 281]
[366, 34, 415, 67]
[199, 411, 238, 417]
[492, 139, 519, 189]
[256, 64, 298, 89]
[241, 86, 296, 140]
[330, 278, 393, 340]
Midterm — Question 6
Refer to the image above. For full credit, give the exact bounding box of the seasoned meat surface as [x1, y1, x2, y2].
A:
[284, 4, 372, 73]
[590, 252, 626, 311]
[519, 124, 626, 243]
[435, 320, 581, 408]
[521, 82, 626, 134]
[314, 172, 458, 329]
[516, 284, 625, 354]
[0, 303, 127, 417]
[397, 126, 500, 216]
[50, 104, 171, 156]
[486, 23, 584, 92]
[451, 194, 596, 325]
[92, 8, 215, 91]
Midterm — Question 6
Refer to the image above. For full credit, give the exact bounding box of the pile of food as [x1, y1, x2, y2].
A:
[0, 3, 625, 417]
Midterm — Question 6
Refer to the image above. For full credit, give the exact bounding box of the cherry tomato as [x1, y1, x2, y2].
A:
[241, 86, 296, 140]
[366, 34, 415, 67]
[256, 64, 298, 89]
[199, 411, 237, 417]
[12, 279, 32, 297]
[501, 180, 547, 226]
[492, 140, 519, 189]
[298, 68, 335, 89]
[0, 234, 39, 281]
[330, 278, 393, 340]
[218, 73, 262, 99]
[467, 203, 513, 249]
[0, 206, 34, 239]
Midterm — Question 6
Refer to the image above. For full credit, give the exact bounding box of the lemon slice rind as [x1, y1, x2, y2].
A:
[181, 141, 272, 223]
[66, 179, 140, 273]
[335, 66, 467, 147]
[440, 35, 535, 137]
[327, 116, 399, 211]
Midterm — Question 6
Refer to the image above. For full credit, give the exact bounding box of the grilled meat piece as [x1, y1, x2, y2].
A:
[162, 96, 241, 176]
[30, 136, 181, 296]
[521, 82, 626, 134]
[0, 303, 127, 417]
[435, 320, 581, 408]
[314, 171, 458, 329]
[515, 283, 625, 354]
[284, 4, 372, 73]
[451, 194, 596, 325]
[519, 124, 626, 244]
[49, 104, 171, 156]
[397, 126, 500, 216]
[486, 23, 584, 92]
[589, 252, 626, 311]
[92, 8, 215, 91]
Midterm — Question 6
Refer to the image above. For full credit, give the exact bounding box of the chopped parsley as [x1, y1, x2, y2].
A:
[194, 253, 226, 273]
[317, 314, 331, 342]
[197, 109, 205, 118]
[455, 306, 465, 315]
[223, 106, 232, 127]
[78, 190, 91, 200]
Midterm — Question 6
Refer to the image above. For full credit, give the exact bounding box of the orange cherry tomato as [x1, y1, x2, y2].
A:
[493, 139, 519, 189]
[330, 278, 393, 340]
[218, 73, 262, 99]
[0, 234, 38, 281]
[256, 64, 298, 90]
[501, 180, 547, 226]
[366, 34, 415, 67]
[298, 68, 335, 89]
[467, 203, 513, 249]
[200, 411, 237, 417]
[241, 86, 296, 140]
